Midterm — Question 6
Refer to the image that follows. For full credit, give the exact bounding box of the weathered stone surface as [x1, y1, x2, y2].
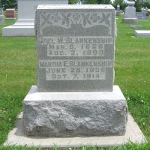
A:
[135, 30, 150, 38]
[35, 5, 116, 92]
[23, 85, 128, 137]
[4, 113, 146, 147]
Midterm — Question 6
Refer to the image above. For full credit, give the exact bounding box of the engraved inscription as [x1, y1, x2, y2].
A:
[39, 59, 113, 80]
[36, 9, 114, 82]
[38, 36, 113, 57]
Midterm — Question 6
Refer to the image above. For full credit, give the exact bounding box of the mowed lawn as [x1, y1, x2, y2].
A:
[0, 15, 150, 149]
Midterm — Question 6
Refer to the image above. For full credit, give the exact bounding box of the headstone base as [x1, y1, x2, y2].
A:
[0, 15, 5, 24]
[2, 24, 34, 37]
[122, 18, 138, 24]
[3, 113, 146, 148]
[135, 30, 150, 38]
[2, 19, 34, 36]
[116, 12, 121, 16]
[23, 85, 128, 137]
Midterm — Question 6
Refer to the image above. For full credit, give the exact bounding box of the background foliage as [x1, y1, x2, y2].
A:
[0, 0, 150, 12]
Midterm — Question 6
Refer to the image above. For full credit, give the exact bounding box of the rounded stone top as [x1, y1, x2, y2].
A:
[127, 1, 135, 6]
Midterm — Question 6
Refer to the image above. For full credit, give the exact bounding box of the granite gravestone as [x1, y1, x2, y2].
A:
[136, 12, 148, 21]
[5, 9, 16, 19]
[122, 1, 137, 23]
[2, 0, 68, 37]
[23, 5, 128, 137]
[0, 8, 5, 24]
[0, 8, 3, 15]
[116, 4, 121, 16]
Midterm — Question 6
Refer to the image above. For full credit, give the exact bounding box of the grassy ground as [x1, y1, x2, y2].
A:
[0, 15, 150, 149]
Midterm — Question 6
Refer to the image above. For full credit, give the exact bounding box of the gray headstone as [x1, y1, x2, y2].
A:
[125, 1, 136, 18]
[35, 5, 116, 92]
[0, 8, 5, 24]
[0, 8, 3, 15]
[116, 4, 121, 16]
[117, 4, 120, 11]
[0, 16, 5, 24]
[141, 8, 147, 13]
[23, 5, 128, 137]
[130, 25, 142, 29]
[136, 12, 148, 21]
[122, 1, 137, 23]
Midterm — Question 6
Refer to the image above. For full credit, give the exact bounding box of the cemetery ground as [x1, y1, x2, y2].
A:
[0, 15, 150, 150]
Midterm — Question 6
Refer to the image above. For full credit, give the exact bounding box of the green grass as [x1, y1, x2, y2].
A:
[0, 15, 150, 149]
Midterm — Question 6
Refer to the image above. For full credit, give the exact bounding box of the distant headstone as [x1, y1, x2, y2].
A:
[0, 8, 3, 15]
[122, 1, 137, 23]
[5, 8, 16, 20]
[130, 25, 142, 29]
[23, 5, 128, 137]
[0, 8, 5, 24]
[116, 4, 121, 16]
[141, 7, 148, 13]
[2, 0, 68, 37]
[136, 12, 148, 21]
[135, 30, 150, 38]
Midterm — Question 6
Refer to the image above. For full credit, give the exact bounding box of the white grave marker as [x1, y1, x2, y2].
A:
[2, 0, 68, 37]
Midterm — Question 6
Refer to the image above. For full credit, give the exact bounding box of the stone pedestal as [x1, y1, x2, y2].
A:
[116, 11, 121, 16]
[23, 85, 128, 137]
[122, 18, 138, 24]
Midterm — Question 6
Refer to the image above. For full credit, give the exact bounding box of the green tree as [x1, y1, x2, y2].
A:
[97, 0, 111, 4]
[69, 0, 112, 4]
[69, 0, 98, 4]
[112, 0, 127, 11]
[142, 1, 150, 9]
[84, 0, 98, 4]
[1, 0, 17, 10]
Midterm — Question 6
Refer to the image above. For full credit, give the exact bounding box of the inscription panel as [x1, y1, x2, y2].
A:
[36, 5, 116, 92]
[39, 36, 113, 57]
[39, 59, 113, 80]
